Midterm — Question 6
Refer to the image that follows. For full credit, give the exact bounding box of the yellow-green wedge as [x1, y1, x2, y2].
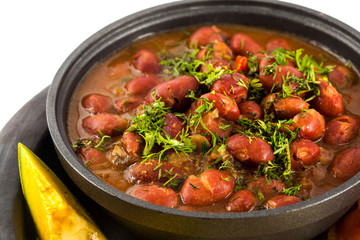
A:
[18, 143, 107, 240]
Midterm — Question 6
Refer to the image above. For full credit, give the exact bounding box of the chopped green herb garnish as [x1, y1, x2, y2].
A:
[262, 48, 333, 99]
[207, 156, 223, 170]
[257, 188, 265, 202]
[84, 158, 94, 167]
[121, 77, 132, 83]
[247, 78, 265, 103]
[282, 184, 302, 196]
[219, 159, 231, 171]
[163, 173, 179, 187]
[127, 94, 195, 161]
[72, 131, 111, 152]
[187, 95, 229, 156]
[247, 53, 259, 76]
[160, 46, 233, 88]
[93, 131, 111, 151]
[234, 179, 246, 192]
[237, 117, 298, 183]
[190, 183, 199, 190]
[221, 176, 230, 182]
[72, 139, 91, 152]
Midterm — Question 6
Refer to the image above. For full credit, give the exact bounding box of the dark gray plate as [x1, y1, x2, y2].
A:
[0, 88, 331, 239]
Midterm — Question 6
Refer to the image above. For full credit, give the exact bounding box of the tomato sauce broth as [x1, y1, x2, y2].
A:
[67, 24, 360, 212]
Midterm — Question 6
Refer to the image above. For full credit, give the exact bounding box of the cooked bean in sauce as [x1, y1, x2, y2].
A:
[68, 25, 360, 212]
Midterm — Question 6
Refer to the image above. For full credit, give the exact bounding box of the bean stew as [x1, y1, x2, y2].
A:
[67, 24, 360, 212]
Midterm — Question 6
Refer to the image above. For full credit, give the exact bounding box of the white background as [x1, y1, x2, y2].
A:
[0, 0, 359, 132]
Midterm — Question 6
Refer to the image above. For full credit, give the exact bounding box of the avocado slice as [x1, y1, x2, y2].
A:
[18, 143, 107, 240]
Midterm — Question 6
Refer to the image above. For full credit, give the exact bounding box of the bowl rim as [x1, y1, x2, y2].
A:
[46, 0, 360, 222]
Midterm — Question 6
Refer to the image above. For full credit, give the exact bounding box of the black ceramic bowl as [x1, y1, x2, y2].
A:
[47, 1, 360, 239]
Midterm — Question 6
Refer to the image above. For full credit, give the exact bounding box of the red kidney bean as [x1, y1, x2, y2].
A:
[225, 189, 256, 212]
[146, 76, 199, 112]
[238, 101, 263, 119]
[185, 101, 198, 117]
[265, 195, 302, 209]
[253, 52, 267, 68]
[261, 93, 277, 113]
[200, 58, 231, 73]
[199, 92, 240, 121]
[328, 66, 351, 88]
[188, 26, 227, 47]
[132, 49, 161, 74]
[213, 41, 233, 60]
[258, 56, 274, 72]
[310, 80, 343, 117]
[290, 139, 320, 170]
[82, 113, 129, 136]
[247, 176, 285, 198]
[323, 115, 360, 145]
[258, 55, 294, 72]
[114, 97, 144, 114]
[273, 96, 309, 119]
[291, 109, 325, 140]
[125, 75, 163, 95]
[259, 54, 294, 70]
[128, 159, 183, 184]
[266, 38, 291, 53]
[230, 33, 264, 56]
[122, 131, 143, 157]
[78, 145, 106, 166]
[227, 134, 274, 166]
[259, 65, 304, 91]
[162, 113, 185, 141]
[328, 147, 360, 181]
[197, 48, 208, 60]
[129, 184, 178, 208]
[81, 94, 113, 114]
[258, 55, 274, 72]
[211, 73, 249, 103]
[197, 42, 233, 61]
[107, 59, 131, 79]
[195, 110, 231, 140]
[180, 169, 234, 206]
